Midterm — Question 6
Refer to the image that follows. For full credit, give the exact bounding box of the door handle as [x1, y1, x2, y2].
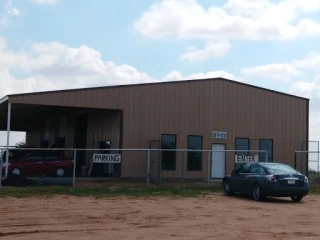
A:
[37, 162, 42, 164]
[55, 161, 59, 163]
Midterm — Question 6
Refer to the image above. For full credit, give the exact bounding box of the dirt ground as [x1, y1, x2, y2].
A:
[0, 194, 320, 240]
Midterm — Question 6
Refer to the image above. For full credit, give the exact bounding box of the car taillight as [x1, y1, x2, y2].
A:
[304, 176, 308, 183]
[266, 175, 278, 182]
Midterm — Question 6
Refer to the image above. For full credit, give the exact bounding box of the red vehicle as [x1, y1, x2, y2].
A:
[1, 150, 74, 177]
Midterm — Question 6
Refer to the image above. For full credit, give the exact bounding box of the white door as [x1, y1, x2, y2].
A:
[211, 144, 226, 179]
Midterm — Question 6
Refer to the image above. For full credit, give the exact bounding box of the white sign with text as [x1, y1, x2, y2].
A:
[211, 131, 227, 139]
[235, 155, 259, 163]
[93, 154, 121, 163]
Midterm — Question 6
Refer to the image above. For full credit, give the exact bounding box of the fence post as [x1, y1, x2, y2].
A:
[0, 150, 3, 193]
[207, 150, 211, 183]
[72, 150, 77, 190]
[147, 149, 150, 188]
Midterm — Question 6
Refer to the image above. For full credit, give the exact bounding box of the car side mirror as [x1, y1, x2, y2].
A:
[232, 169, 237, 175]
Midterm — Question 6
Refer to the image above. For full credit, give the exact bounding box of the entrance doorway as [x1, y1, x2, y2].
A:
[211, 144, 226, 179]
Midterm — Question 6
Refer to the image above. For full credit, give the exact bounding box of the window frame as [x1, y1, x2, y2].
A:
[187, 135, 202, 171]
[161, 134, 177, 171]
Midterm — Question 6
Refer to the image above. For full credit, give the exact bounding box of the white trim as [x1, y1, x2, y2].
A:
[0, 96, 8, 105]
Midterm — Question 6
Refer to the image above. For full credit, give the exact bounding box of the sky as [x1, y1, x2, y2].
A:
[0, 0, 319, 164]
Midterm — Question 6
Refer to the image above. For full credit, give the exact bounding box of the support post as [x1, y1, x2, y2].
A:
[207, 151, 211, 183]
[318, 141, 320, 175]
[5, 102, 11, 179]
[147, 149, 150, 188]
[72, 150, 77, 190]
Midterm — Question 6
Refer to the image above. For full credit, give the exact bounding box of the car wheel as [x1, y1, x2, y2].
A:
[291, 196, 303, 202]
[56, 168, 65, 177]
[252, 184, 265, 201]
[222, 180, 233, 196]
[10, 168, 21, 176]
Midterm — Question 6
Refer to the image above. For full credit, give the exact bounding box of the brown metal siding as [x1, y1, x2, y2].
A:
[11, 79, 308, 177]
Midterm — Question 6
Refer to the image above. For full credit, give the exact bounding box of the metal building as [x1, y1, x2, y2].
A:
[0, 78, 309, 179]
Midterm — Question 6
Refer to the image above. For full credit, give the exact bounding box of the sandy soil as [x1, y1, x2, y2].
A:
[0, 194, 320, 240]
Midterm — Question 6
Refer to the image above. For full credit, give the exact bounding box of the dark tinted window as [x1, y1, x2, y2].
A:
[187, 136, 202, 171]
[259, 139, 273, 162]
[248, 164, 263, 174]
[45, 151, 59, 161]
[235, 138, 250, 169]
[237, 163, 251, 173]
[264, 164, 298, 174]
[26, 151, 43, 161]
[235, 138, 250, 155]
[161, 134, 176, 170]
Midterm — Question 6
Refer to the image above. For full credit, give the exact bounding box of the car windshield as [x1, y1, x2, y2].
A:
[263, 164, 298, 174]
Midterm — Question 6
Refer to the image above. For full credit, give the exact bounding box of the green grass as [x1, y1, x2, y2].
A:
[0, 183, 222, 199]
[0, 182, 320, 199]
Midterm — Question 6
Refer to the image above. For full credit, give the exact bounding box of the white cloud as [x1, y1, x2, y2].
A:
[134, 0, 320, 42]
[241, 63, 303, 81]
[0, 0, 20, 26]
[179, 41, 231, 62]
[28, 0, 56, 5]
[240, 51, 320, 81]
[5, 1, 20, 16]
[162, 70, 237, 82]
[290, 75, 320, 99]
[293, 52, 320, 72]
[0, 38, 239, 98]
[290, 75, 320, 148]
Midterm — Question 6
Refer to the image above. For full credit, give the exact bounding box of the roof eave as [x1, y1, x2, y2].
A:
[0, 96, 8, 105]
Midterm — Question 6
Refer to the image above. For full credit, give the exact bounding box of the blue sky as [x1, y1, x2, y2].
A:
[0, 0, 320, 159]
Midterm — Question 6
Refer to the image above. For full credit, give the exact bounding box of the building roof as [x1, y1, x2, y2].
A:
[0, 77, 309, 103]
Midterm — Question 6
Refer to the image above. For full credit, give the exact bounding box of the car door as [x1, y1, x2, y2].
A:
[229, 163, 251, 192]
[242, 164, 264, 195]
[42, 151, 60, 175]
[23, 151, 45, 176]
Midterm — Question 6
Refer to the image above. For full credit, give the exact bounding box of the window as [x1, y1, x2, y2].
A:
[25, 151, 44, 161]
[248, 164, 264, 174]
[161, 134, 176, 170]
[235, 138, 250, 169]
[187, 135, 202, 171]
[235, 138, 250, 155]
[45, 151, 59, 161]
[259, 139, 273, 162]
[263, 163, 298, 174]
[237, 163, 251, 173]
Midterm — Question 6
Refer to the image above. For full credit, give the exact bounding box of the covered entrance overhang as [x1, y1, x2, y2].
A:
[0, 96, 123, 178]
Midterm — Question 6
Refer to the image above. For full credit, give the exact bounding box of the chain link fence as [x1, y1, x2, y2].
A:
[0, 147, 267, 192]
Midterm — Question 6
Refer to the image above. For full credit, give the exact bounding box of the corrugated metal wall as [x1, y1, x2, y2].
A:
[13, 79, 308, 178]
